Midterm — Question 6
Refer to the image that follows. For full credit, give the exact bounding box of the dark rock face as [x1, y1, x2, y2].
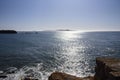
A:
[94, 57, 120, 80]
[0, 30, 17, 34]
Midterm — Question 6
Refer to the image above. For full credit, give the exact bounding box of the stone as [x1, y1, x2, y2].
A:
[0, 71, 7, 78]
[5, 67, 18, 74]
[48, 72, 94, 80]
[94, 57, 120, 80]
[49, 57, 120, 80]
[0, 74, 7, 78]
[108, 72, 120, 80]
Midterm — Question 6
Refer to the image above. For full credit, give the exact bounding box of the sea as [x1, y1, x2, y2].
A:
[0, 31, 120, 80]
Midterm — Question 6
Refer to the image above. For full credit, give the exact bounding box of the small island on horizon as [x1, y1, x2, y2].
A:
[0, 30, 17, 34]
[56, 29, 74, 31]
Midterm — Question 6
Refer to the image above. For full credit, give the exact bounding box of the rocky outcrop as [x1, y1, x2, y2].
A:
[94, 57, 120, 80]
[0, 57, 120, 80]
[49, 72, 94, 80]
[49, 57, 120, 80]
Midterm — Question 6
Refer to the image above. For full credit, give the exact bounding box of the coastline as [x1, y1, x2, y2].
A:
[0, 31, 120, 80]
[0, 57, 120, 80]
[48, 57, 120, 80]
[0, 30, 17, 34]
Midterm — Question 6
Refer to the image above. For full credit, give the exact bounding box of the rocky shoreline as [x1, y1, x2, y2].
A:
[0, 57, 120, 80]
[49, 57, 120, 80]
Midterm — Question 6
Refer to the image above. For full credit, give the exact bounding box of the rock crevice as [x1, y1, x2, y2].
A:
[94, 57, 120, 80]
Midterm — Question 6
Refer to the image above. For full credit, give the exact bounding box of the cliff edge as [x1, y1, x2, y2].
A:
[94, 57, 120, 80]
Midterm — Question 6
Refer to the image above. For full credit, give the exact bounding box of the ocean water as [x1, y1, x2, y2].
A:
[0, 31, 120, 80]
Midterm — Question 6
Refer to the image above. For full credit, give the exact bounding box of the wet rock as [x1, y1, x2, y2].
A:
[5, 67, 18, 74]
[0, 74, 7, 78]
[0, 71, 7, 78]
[49, 72, 82, 80]
[109, 72, 120, 80]
[21, 74, 39, 80]
[94, 57, 120, 80]
[82, 76, 94, 80]
[49, 57, 120, 80]
[49, 72, 94, 80]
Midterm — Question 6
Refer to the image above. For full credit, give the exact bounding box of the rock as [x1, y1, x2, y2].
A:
[0, 71, 7, 78]
[94, 57, 120, 80]
[49, 72, 82, 80]
[109, 72, 120, 80]
[21, 74, 39, 80]
[48, 72, 94, 80]
[5, 67, 18, 74]
[49, 57, 120, 80]
[0, 74, 7, 78]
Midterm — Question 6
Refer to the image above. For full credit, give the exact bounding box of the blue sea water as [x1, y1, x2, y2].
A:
[0, 31, 120, 80]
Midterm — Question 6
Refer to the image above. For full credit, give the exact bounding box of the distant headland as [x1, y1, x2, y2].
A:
[0, 30, 17, 34]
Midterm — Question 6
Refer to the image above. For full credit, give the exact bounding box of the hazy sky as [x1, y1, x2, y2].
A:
[0, 0, 120, 31]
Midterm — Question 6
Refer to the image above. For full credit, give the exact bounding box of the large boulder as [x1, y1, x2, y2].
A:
[49, 72, 94, 80]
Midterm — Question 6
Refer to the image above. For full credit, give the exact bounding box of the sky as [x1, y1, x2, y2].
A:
[0, 0, 120, 31]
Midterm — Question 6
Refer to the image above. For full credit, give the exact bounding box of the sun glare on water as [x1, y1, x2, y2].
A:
[57, 31, 84, 40]
[54, 31, 90, 77]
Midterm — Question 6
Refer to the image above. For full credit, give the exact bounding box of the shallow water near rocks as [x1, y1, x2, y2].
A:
[0, 31, 120, 80]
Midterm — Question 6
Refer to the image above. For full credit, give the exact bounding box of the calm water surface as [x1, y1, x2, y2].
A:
[0, 31, 120, 80]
